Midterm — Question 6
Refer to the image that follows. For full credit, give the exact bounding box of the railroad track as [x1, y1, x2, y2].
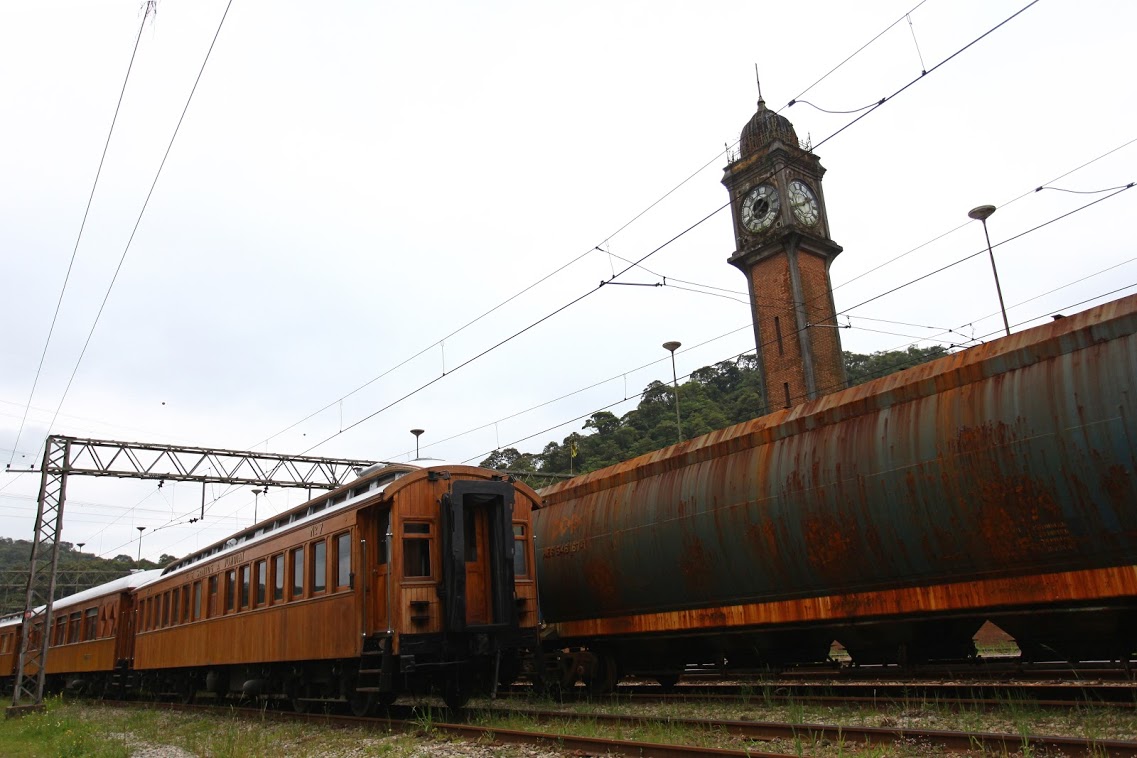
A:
[504, 677, 1137, 705]
[100, 698, 1137, 757]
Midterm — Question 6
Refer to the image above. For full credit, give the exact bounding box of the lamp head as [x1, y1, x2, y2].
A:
[968, 204, 996, 222]
[662, 341, 681, 353]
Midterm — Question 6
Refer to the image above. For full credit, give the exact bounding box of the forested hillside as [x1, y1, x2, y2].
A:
[481, 345, 947, 480]
[0, 538, 172, 616]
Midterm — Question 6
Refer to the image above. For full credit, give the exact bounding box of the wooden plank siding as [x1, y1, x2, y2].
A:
[44, 590, 131, 675]
[134, 503, 364, 670]
[0, 623, 21, 679]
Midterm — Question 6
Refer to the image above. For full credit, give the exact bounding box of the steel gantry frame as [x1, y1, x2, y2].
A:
[8, 435, 377, 712]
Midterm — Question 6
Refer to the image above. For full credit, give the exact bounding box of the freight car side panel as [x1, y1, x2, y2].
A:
[535, 296, 1137, 633]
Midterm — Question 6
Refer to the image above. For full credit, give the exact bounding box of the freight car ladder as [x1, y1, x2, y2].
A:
[355, 634, 393, 694]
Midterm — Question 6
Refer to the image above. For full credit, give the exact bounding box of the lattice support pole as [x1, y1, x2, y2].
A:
[9, 436, 69, 712]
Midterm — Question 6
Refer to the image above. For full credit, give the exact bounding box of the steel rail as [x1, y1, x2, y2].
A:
[483, 705, 1137, 757]
[99, 699, 1137, 757]
[101, 701, 791, 758]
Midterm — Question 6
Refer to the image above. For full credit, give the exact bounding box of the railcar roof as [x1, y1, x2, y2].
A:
[157, 460, 460, 582]
[51, 568, 166, 613]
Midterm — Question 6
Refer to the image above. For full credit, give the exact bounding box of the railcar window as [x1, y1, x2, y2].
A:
[68, 612, 80, 643]
[181, 586, 190, 624]
[83, 608, 97, 640]
[335, 532, 351, 589]
[208, 576, 217, 618]
[378, 509, 390, 564]
[52, 617, 65, 646]
[172, 588, 180, 625]
[162, 593, 170, 627]
[256, 560, 267, 606]
[312, 539, 327, 594]
[240, 565, 251, 609]
[193, 582, 202, 621]
[291, 546, 305, 599]
[513, 524, 528, 577]
[225, 571, 236, 613]
[403, 522, 432, 578]
[464, 508, 477, 562]
[273, 554, 284, 602]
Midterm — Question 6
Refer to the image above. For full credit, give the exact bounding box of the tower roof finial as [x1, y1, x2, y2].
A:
[754, 63, 763, 103]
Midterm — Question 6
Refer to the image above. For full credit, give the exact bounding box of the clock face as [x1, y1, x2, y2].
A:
[788, 179, 820, 226]
[740, 184, 780, 233]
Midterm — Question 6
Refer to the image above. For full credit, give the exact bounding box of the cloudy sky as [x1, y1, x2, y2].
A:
[1, 0, 1133, 564]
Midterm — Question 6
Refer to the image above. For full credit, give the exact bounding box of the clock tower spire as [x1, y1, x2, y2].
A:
[723, 98, 846, 415]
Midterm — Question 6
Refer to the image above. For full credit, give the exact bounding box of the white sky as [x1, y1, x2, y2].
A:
[1, 0, 1133, 564]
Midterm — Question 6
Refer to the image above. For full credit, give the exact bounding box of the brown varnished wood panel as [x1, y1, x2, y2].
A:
[135, 591, 357, 669]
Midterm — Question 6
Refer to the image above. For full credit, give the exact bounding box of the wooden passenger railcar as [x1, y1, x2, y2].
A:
[132, 462, 540, 710]
[0, 615, 21, 692]
[40, 570, 161, 695]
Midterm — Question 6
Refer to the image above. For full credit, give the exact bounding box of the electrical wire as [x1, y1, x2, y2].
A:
[58, 0, 1055, 557]
[7, 4, 155, 469]
[304, 0, 1043, 456]
[34, 0, 236, 463]
[250, 1, 939, 453]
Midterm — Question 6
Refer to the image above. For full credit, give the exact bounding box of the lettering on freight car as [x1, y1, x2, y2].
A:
[309, 523, 325, 538]
[542, 540, 586, 559]
[222, 551, 246, 568]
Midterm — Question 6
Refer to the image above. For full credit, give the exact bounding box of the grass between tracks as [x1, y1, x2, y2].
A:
[0, 698, 521, 758]
[2, 693, 1136, 757]
[465, 688, 1137, 756]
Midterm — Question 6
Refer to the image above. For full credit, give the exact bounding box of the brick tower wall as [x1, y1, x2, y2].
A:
[751, 256, 809, 409]
[798, 250, 846, 396]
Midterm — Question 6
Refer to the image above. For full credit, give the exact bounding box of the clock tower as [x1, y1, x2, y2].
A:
[723, 98, 846, 414]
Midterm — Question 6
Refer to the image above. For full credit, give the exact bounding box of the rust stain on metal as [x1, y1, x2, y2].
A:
[535, 295, 1137, 641]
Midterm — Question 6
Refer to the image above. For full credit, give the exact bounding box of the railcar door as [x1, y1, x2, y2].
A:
[464, 506, 491, 625]
[441, 481, 516, 632]
[362, 506, 392, 633]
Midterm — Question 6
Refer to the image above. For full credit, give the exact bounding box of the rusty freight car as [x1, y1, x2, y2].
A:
[535, 295, 1137, 689]
[133, 461, 540, 710]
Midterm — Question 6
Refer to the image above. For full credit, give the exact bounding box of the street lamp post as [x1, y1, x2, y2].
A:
[251, 488, 264, 523]
[136, 526, 145, 562]
[662, 341, 683, 443]
[968, 204, 1011, 337]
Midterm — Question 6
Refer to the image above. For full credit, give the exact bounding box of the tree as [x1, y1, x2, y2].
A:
[844, 345, 948, 387]
[480, 345, 951, 480]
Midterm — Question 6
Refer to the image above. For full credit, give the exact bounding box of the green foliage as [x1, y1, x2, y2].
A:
[0, 538, 165, 616]
[483, 346, 947, 478]
[843, 344, 949, 387]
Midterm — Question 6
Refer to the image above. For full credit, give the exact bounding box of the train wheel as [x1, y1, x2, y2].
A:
[585, 654, 618, 695]
[342, 671, 377, 717]
[348, 690, 376, 717]
[288, 681, 310, 714]
[442, 677, 471, 711]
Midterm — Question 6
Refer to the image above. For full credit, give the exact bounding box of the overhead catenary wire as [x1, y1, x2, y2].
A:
[33, 0, 237, 466]
[89, 180, 1133, 560]
[460, 185, 1135, 466]
[7, 3, 156, 470]
[248, 0, 942, 454]
[298, 1, 1043, 459]
[61, 0, 1066, 557]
